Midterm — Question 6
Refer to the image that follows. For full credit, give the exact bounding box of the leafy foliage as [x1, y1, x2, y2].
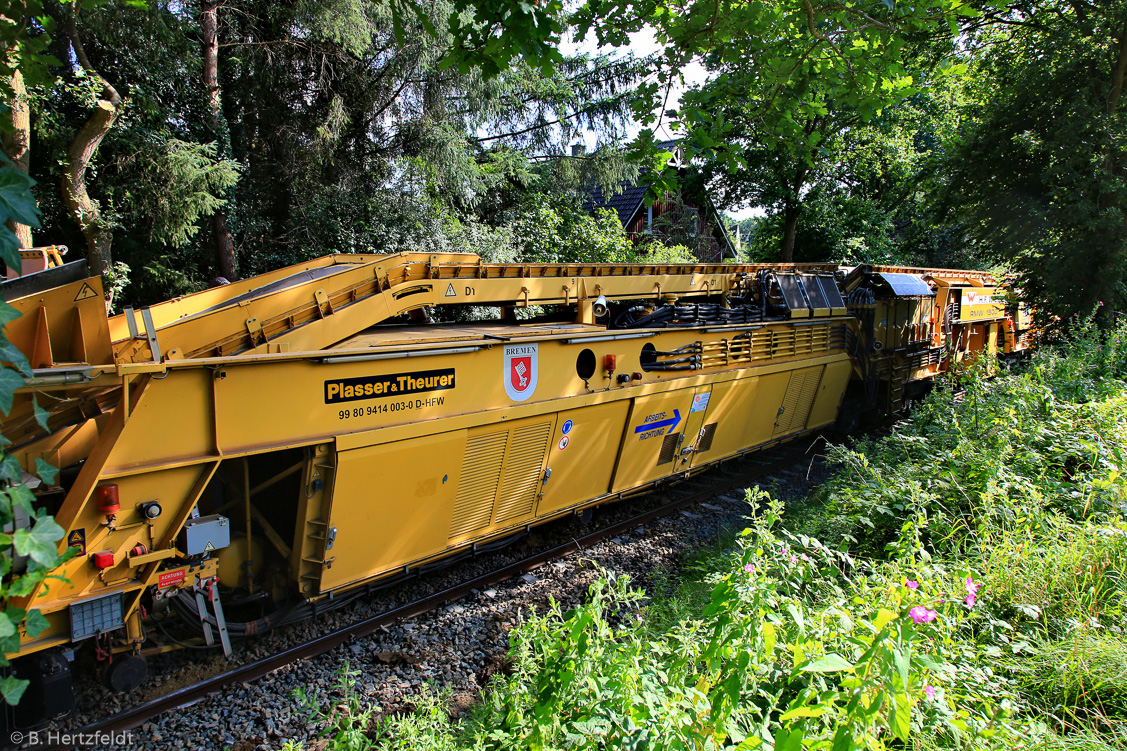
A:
[281, 321, 1127, 750]
[940, 1, 1127, 325]
[0, 157, 72, 704]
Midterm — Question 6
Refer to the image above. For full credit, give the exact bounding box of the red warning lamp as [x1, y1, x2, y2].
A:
[603, 354, 617, 373]
[90, 550, 115, 569]
[96, 484, 120, 515]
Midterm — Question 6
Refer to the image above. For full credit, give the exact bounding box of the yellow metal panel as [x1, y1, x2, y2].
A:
[103, 370, 215, 475]
[773, 366, 824, 437]
[446, 414, 555, 544]
[494, 422, 553, 524]
[322, 429, 466, 592]
[450, 431, 507, 537]
[537, 401, 630, 515]
[690, 377, 758, 461]
[672, 385, 713, 473]
[612, 388, 699, 492]
[33, 463, 205, 613]
[959, 288, 1006, 322]
[807, 357, 852, 428]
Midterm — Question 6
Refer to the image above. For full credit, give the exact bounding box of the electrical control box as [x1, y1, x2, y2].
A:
[181, 515, 231, 556]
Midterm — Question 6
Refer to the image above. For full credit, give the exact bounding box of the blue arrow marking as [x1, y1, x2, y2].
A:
[634, 409, 680, 434]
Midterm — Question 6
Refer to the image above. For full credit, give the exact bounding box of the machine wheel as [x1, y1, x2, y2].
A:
[105, 655, 148, 693]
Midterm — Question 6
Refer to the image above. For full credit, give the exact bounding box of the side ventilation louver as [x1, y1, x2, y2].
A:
[449, 421, 554, 540]
[657, 432, 680, 465]
[449, 432, 507, 538]
[494, 423, 552, 525]
[697, 423, 718, 453]
[774, 368, 824, 436]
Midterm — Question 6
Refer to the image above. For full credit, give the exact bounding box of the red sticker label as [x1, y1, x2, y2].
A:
[558, 436, 569, 450]
[158, 569, 186, 589]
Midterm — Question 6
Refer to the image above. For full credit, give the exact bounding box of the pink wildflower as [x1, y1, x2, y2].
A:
[801, 553, 810, 561]
[744, 563, 755, 573]
[905, 579, 919, 590]
[925, 685, 936, 700]
[910, 606, 938, 624]
[965, 576, 981, 608]
[789, 555, 797, 563]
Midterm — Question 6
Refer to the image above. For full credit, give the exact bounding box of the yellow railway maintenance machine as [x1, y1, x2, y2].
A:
[840, 264, 1035, 419]
[1, 253, 854, 721]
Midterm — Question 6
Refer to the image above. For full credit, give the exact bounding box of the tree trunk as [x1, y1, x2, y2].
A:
[59, 5, 120, 278]
[201, 0, 238, 281]
[780, 202, 798, 262]
[3, 69, 32, 249]
[778, 162, 808, 263]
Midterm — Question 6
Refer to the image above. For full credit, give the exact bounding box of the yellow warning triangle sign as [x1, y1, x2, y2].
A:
[73, 282, 99, 302]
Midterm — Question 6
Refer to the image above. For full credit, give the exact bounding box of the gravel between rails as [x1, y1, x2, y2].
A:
[46, 441, 835, 751]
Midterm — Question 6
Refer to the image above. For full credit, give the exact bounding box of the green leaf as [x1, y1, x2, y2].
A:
[0, 610, 17, 639]
[34, 458, 57, 486]
[800, 654, 854, 673]
[780, 705, 827, 721]
[32, 397, 49, 430]
[0, 675, 29, 706]
[12, 515, 66, 567]
[0, 227, 20, 275]
[0, 163, 41, 229]
[891, 692, 912, 740]
[23, 608, 49, 639]
[0, 301, 22, 326]
[0, 367, 24, 415]
[0, 340, 31, 377]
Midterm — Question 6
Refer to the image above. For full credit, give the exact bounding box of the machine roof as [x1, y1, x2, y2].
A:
[878, 272, 934, 297]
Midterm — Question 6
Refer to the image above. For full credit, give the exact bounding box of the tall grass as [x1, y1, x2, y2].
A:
[283, 317, 1127, 750]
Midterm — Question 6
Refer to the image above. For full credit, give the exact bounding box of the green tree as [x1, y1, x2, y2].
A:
[941, 0, 1127, 323]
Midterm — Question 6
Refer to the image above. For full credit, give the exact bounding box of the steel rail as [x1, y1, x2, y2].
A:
[44, 439, 824, 750]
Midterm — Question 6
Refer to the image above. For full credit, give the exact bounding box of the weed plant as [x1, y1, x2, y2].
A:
[281, 316, 1127, 750]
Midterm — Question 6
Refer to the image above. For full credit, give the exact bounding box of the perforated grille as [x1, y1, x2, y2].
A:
[449, 432, 507, 537]
[494, 423, 552, 524]
[697, 423, 717, 453]
[657, 432, 680, 465]
[774, 368, 823, 435]
[69, 592, 124, 641]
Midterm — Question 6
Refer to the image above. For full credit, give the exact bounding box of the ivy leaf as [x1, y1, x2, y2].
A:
[0, 301, 22, 326]
[23, 608, 49, 639]
[0, 675, 28, 706]
[0, 163, 41, 229]
[12, 515, 65, 567]
[0, 227, 20, 275]
[0, 609, 18, 639]
[34, 458, 57, 486]
[32, 397, 49, 430]
[0, 340, 31, 377]
[0, 367, 24, 415]
[0, 453, 20, 483]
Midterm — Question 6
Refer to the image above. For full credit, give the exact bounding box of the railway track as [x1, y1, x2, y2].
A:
[30, 433, 840, 751]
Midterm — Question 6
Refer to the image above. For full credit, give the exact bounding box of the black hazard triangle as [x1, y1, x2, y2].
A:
[73, 282, 99, 302]
[445, 283, 456, 297]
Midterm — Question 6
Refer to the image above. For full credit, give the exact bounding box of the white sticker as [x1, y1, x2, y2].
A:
[690, 392, 711, 414]
[445, 283, 457, 297]
[503, 343, 539, 402]
[558, 436, 569, 450]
